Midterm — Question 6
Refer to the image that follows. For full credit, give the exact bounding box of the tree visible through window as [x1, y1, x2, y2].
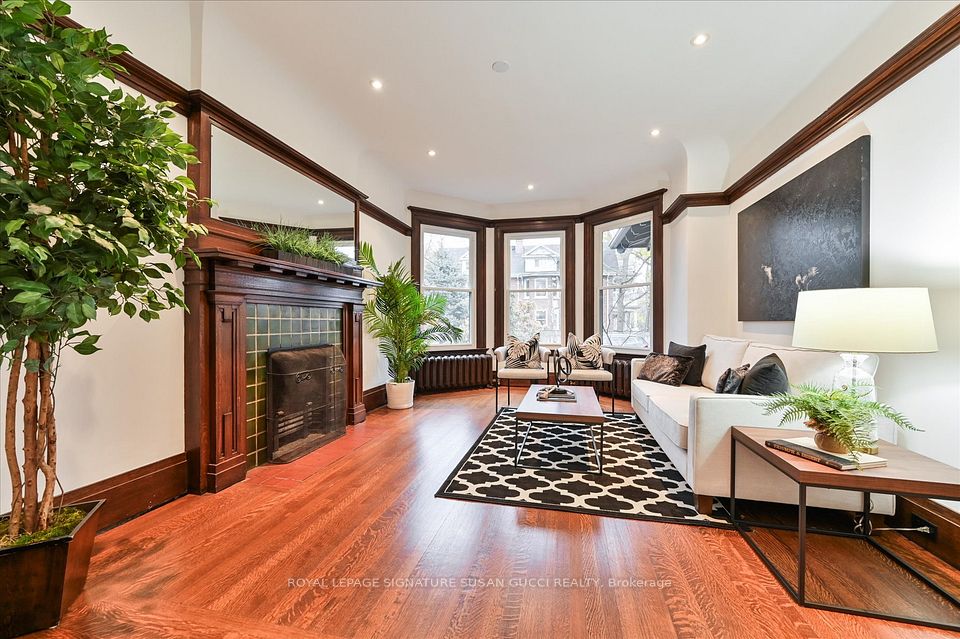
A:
[599, 219, 652, 351]
[422, 229, 473, 345]
[507, 234, 563, 344]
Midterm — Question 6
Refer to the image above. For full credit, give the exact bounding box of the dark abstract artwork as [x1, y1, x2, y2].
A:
[738, 135, 870, 321]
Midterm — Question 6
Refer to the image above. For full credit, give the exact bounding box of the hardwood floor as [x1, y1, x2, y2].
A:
[30, 390, 956, 638]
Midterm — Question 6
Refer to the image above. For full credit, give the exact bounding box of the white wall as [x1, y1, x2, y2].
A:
[683, 50, 960, 479]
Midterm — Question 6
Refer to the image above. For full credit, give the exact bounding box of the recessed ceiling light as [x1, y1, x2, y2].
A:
[527, 183, 535, 191]
[691, 33, 710, 47]
[370, 78, 384, 91]
[492, 60, 510, 73]
[650, 128, 661, 138]
[428, 149, 437, 157]
[317, 199, 324, 205]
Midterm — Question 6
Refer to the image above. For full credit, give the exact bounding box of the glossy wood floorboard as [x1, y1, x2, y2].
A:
[30, 390, 956, 639]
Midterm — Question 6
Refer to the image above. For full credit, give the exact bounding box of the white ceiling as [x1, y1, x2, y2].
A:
[211, 1, 895, 205]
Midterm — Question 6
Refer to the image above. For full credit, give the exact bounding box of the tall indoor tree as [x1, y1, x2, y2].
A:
[0, 0, 204, 538]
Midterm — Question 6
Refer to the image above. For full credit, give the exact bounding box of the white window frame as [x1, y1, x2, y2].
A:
[505, 230, 565, 346]
[420, 224, 476, 350]
[595, 212, 654, 355]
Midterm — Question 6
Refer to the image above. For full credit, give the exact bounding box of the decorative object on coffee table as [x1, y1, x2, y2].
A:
[792, 287, 938, 448]
[759, 384, 918, 457]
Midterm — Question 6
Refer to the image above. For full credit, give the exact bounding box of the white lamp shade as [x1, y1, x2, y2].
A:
[792, 288, 938, 353]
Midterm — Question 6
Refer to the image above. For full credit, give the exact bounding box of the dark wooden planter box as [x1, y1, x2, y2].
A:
[0, 500, 104, 637]
[260, 249, 363, 276]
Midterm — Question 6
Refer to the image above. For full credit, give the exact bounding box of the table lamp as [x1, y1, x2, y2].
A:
[792, 288, 938, 448]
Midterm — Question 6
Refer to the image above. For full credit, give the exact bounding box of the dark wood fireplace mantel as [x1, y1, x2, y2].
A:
[184, 249, 378, 493]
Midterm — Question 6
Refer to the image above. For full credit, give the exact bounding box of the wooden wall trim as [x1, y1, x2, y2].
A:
[62, 453, 187, 531]
[410, 208, 488, 349]
[361, 201, 412, 236]
[579, 189, 668, 225]
[363, 384, 387, 413]
[666, 5, 960, 222]
[726, 5, 960, 202]
[661, 192, 729, 224]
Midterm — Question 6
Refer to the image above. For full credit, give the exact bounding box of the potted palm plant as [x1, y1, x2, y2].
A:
[357, 243, 462, 409]
[760, 384, 918, 456]
[0, 2, 204, 634]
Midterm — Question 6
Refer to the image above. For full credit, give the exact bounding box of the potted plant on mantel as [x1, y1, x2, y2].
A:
[357, 243, 462, 409]
[0, 2, 204, 635]
[760, 384, 919, 457]
[256, 225, 362, 276]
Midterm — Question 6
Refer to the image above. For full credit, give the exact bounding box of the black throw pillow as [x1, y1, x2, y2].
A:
[739, 354, 789, 396]
[668, 341, 707, 386]
[638, 353, 695, 387]
[715, 364, 751, 394]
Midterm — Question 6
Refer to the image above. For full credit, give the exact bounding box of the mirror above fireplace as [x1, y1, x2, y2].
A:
[209, 124, 355, 257]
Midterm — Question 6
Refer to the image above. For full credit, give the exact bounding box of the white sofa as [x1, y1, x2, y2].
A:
[631, 335, 894, 515]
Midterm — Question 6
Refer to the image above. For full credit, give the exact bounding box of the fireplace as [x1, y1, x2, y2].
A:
[265, 345, 346, 463]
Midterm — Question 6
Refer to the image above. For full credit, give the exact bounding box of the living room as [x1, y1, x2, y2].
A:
[1, 1, 958, 637]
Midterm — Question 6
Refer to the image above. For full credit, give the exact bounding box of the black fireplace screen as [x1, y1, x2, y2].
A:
[266, 345, 346, 463]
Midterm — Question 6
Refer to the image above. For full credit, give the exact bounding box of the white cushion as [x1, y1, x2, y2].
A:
[646, 395, 691, 450]
[497, 365, 549, 380]
[741, 342, 878, 388]
[631, 379, 713, 413]
[700, 335, 751, 390]
[563, 368, 613, 382]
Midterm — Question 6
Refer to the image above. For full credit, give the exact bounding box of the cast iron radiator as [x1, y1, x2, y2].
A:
[596, 358, 634, 399]
[414, 353, 494, 393]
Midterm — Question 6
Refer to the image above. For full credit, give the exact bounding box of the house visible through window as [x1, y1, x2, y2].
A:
[507, 233, 563, 344]
[422, 227, 474, 346]
[597, 216, 652, 352]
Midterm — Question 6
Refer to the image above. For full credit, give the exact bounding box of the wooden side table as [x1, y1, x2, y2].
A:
[731, 426, 960, 631]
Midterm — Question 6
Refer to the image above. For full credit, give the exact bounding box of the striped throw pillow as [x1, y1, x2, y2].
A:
[565, 333, 603, 369]
[505, 333, 542, 369]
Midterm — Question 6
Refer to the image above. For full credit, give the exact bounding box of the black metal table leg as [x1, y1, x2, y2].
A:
[599, 421, 604, 474]
[798, 484, 807, 604]
[730, 436, 737, 524]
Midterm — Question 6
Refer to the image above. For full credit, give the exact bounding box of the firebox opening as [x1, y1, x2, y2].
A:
[266, 344, 347, 464]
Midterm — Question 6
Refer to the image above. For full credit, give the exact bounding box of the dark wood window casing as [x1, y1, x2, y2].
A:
[410, 207, 487, 351]
[494, 218, 577, 348]
[582, 191, 665, 353]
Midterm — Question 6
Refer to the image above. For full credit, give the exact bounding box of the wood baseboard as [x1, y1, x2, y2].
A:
[363, 384, 387, 412]
[888, 497, 960, 569]
[61, 453, 187, 531]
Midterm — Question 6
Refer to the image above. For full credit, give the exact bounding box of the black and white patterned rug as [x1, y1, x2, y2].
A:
[436, 408, 730, 528]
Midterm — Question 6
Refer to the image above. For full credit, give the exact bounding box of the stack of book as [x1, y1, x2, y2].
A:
[536, 386, 577, 402]
[765, 437, 888, 471]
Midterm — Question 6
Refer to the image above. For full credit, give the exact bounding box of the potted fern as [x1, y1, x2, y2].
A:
[760, 384, 918, 456]
[356, 243, 462, 409]
[1, 2, 204, 634]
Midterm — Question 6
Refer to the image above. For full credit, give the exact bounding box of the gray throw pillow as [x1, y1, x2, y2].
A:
[739, 354, 789, 395]
[715, 364, 751, 394]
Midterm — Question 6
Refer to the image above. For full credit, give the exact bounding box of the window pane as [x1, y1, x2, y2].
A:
[600, 286, 651, 350]
[509, 291, 561, 345]
[602, 222, 651, 286]
[427, 290, 471, 345]
[423, 231, 471, 289]
[510, 236, 562, 283]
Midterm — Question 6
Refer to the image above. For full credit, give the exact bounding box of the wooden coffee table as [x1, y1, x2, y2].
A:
[731, 426, 960, 631]
[513, 385, 607, 474]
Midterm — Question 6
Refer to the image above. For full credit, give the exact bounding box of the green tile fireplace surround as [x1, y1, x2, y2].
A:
[244, 303, 343, 468]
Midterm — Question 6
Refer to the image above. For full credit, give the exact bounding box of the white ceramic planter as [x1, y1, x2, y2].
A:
[386, 380, 415, 409]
